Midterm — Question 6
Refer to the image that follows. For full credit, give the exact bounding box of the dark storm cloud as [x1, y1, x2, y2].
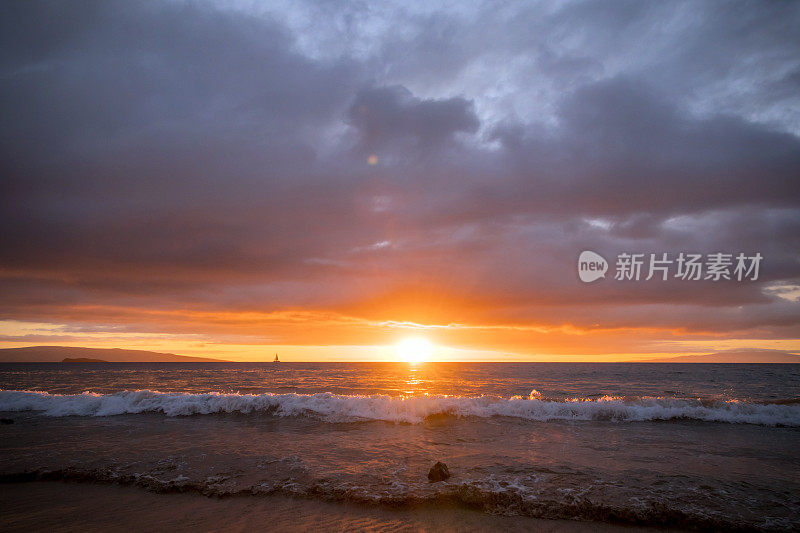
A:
[0, 0, 798, 342]
[348, 86, 479, 156]
[482, 77, 800, 217]
[1, 1, 365, 268]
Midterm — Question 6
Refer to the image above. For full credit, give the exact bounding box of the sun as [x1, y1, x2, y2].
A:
[396, 337, 433, 364]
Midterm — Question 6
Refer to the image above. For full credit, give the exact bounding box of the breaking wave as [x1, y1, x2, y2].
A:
[1, 389, 799, 426]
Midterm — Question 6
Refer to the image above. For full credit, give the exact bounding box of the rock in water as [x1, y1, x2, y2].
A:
[0, 418, 13, 425]
[427, 461, 450, 482]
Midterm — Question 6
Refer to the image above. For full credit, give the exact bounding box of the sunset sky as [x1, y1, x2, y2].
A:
[1, 1, 799, 361]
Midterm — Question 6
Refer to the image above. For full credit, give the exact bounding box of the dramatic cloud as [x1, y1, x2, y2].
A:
[0, 0, 798, 358]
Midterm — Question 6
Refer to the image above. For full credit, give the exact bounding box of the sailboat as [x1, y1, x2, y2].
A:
[273, 353, 280, 363]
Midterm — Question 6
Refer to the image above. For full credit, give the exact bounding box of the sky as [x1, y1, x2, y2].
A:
[1, 0, 799, 361]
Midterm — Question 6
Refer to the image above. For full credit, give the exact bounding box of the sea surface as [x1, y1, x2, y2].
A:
[1, 362, 799, 531]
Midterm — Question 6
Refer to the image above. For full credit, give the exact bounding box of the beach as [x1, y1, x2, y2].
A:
[1, 481, 681, 533]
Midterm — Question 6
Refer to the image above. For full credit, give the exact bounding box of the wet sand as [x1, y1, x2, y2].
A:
[0, 481, 680, 532]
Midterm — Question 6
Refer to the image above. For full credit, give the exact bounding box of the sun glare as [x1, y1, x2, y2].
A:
[396, 337, 433, 364]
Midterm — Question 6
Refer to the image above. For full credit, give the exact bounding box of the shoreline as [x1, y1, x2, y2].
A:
[1, 481, 682, 532]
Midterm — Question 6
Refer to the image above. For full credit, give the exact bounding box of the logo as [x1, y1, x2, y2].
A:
[578, 250, 608, 282]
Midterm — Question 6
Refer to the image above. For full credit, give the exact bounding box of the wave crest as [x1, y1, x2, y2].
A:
[1, 389, 798, 426]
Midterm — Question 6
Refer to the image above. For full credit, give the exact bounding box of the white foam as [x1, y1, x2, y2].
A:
[1, 390, 798, 426]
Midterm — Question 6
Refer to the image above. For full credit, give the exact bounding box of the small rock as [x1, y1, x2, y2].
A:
[427, 461, 450, 482]
[0, 418, 13, 425]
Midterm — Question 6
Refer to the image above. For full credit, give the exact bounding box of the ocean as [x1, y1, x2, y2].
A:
[1, 362, 799, 531]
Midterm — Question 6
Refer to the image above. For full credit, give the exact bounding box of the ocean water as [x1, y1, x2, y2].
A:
[1, 362, 799, 531]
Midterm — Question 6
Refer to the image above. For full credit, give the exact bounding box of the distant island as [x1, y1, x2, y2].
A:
[0, 346, 228, 363]
[640, 350, 800, 363]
